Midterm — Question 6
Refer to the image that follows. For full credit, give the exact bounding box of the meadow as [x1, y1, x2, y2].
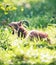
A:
[0, 0, 56, 65]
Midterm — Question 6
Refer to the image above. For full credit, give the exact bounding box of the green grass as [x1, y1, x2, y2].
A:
[0, 0, 56, 65]
[0, 25, 56, 65]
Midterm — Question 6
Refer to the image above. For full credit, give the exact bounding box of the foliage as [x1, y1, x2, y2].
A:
[0, 0, 16, 22]
[0, 0, 56, 65]
[0, 0, 56, 26]
[0, 26, 56, 65]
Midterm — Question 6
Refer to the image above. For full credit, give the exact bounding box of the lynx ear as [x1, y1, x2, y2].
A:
[18, 21, 23, 26]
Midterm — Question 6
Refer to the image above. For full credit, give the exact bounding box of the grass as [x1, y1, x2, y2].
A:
[0, 24, 56, 65]
[0, 0, 56, 65]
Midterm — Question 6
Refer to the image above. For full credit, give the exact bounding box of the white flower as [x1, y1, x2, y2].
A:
[11, 39, 18, 46]
[40, 53, 53, 62]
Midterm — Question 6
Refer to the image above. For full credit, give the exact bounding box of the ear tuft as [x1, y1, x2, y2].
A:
[18, 21, 22, 26]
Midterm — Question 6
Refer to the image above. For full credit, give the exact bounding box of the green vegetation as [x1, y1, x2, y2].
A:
[0, 0, 56, 65]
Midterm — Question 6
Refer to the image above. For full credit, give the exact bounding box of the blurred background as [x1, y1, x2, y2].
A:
[0, 0, 56, 28]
